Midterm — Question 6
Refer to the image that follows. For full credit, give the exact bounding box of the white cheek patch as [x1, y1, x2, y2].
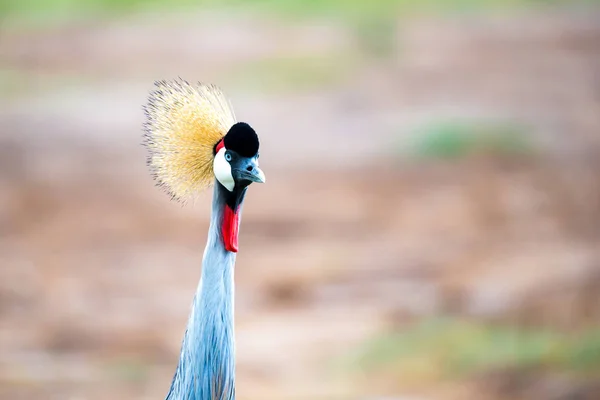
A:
[213, 148, 234, 192]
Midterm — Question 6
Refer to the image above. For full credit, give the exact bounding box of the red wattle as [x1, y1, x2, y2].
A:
[222, 204, 239, 253]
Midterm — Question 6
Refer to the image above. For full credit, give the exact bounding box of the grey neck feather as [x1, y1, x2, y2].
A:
[166, 182, 238, 400]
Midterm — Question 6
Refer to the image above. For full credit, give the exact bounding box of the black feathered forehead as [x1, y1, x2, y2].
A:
[221, 122, 259, 157]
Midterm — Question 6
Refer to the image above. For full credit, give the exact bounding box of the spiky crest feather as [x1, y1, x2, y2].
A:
[142, 78, 236, 201]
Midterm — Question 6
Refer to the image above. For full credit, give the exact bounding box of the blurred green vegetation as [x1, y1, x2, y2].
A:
[0, 68, 26, 98]
[104, 358, 150, 383]
[0, 68, 96, 99]
[0, 0, 574, 26]
[343, 318, 600, 384]
[407, 120, 535, 160]
[227, 54, 357, 93]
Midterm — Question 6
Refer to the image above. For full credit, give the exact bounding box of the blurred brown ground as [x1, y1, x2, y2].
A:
[1, 3, 600, 400]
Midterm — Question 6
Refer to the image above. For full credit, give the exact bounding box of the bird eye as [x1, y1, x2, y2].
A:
[225, 152, 232, 162]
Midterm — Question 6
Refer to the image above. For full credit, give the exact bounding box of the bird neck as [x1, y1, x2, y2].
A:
[166, 182, 245, 400]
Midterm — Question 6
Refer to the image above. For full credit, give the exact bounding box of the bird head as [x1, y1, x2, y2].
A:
[142, 79, 265, 252]
[213, 122, 265, 192]
[142, 79, 265, 200]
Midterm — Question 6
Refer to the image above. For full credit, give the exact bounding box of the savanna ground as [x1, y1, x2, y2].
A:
[1, 1, 600, 399]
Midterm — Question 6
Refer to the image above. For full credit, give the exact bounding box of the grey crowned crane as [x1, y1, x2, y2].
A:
[142, 79, 265, 400]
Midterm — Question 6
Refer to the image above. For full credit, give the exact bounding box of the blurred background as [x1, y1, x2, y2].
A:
[1, 1, 600, 399]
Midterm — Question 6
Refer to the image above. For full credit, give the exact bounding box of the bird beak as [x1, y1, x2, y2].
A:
[250, 166, 266, 183]
[233, 157, 266, 184]
[237, 166, 265, 184]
